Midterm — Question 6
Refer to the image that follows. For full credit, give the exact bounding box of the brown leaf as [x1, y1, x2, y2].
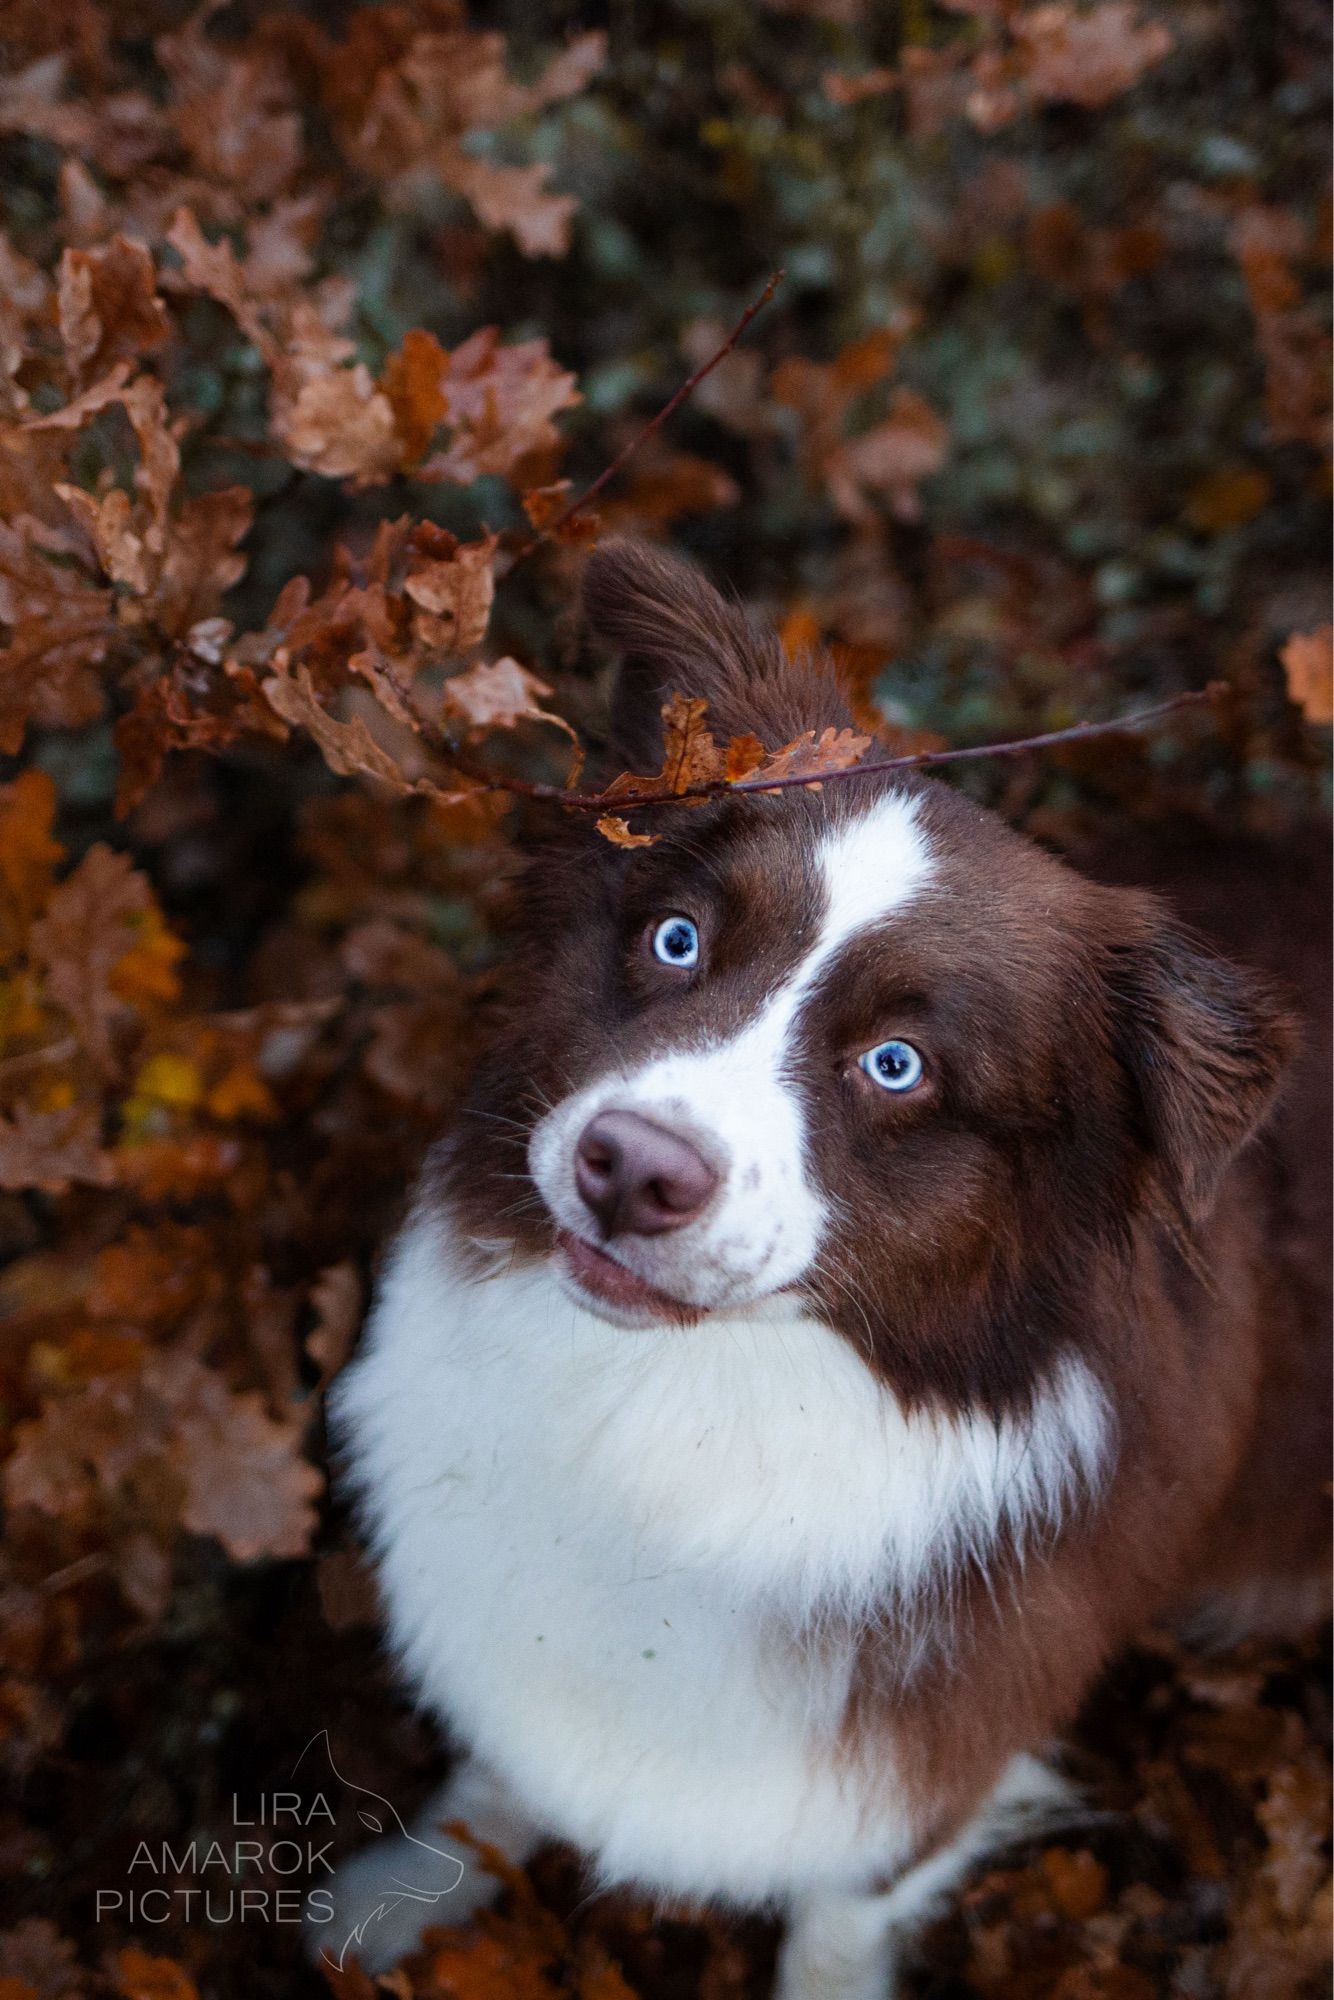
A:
[165, 208, 275, 359]
[419, 328, 580, 484]
[0, 768, 63, 956]
[659, 691, 727, 792]
[1011, 2, 1173, 110]
[1041, 1846, 1108, 1922]
[441, 657, 572, 741]
[380, 326, 449, 464]
[0, 1104, 114, 1193]
[277, 364, 402, 484]
[830, 388, 948, 524]
[5, 1350, 321, 1563]
[403, 533, 497, 652]
[306, 1261, 362, 1386]
[56, 236, 169, 386]
[1257, 1761, 1332, 1923]
[439, 152, 578, 258]
[264, 662, 455, 796]
[723, 733, 768, 782]
[596, 814, 658, 849]
[29, 845, 157, 1070]
[1280, 626, 1332, 725]
[752, 726, 873, 786]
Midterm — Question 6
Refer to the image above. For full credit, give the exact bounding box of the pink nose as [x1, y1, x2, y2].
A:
[574, 1110, 718, 1238]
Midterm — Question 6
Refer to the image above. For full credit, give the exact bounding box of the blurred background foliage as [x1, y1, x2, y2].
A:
[0, 2, 1328, 1997]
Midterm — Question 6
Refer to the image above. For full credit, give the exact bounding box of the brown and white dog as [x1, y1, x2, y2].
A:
[320, 542, 1330, 1994]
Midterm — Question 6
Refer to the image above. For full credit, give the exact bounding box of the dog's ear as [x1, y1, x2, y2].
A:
[1109, 893, 1296, 1221]
[581, 538, 851, 771]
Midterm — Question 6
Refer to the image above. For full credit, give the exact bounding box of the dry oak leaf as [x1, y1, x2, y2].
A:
[29, 845, 178, 1071]
[418, 327, 580, 484]
[263, 661, 472, 802]
[0, 1104, 115, 1193]
[1280, 625, 1332, 725]
[157, 15, 302, 204]
[1011, 2, 1173, 110]
[596, 814, 658, 849]
[381, 326, 450, 464]
[165, 208, 274, 358]
[723, 731, 769, 781]
[403, 531, 497, 652]
[278, 363, 401, 484]
[0, 505, 116, 754]
[438, 151, 578, 258]
[828, 388, 948, 525]
[441, 657, 572, 742]
[56, 236, 169, 387]
[0, 769, 62, 953]
[751, 726, 873, 786]
[306, 1260, 363, 1386]
[6, 1351, 322, 1563]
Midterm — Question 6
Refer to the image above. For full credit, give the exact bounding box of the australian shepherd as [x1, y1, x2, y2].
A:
[318, 540, 1330, 1997]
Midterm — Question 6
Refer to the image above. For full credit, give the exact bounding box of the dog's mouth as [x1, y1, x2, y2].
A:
[554, 1228, 706, 1327]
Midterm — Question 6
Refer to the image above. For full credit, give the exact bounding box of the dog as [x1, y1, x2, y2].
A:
[318, 540, 1330, 1996]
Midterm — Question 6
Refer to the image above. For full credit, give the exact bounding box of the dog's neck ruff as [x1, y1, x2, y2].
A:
[349, 1212, 1113, 1629]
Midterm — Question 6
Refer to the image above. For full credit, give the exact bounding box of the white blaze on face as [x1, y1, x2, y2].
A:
[528, 791, 934, 1309]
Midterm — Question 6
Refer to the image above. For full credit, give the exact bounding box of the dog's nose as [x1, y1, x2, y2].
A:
[574, 1110, 718, 1238]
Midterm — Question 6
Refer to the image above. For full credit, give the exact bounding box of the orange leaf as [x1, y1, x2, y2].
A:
[751, 726, 873, 786]
[1281, 626, 1333, 725]
[659, 691, 726, 793]
[113, 1947, 200, 2000]
[381, 327, 449, 464]
[596, 815, 658, 849]
[723, 732, 768, 782]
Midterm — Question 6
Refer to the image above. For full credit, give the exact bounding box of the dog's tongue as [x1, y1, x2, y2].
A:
[556, 1230, 703, 1324]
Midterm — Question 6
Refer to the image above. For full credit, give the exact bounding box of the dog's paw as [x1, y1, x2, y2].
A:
[306, 1831, 499, 1976]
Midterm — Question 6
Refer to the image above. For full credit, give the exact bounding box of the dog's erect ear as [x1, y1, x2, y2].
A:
[1110, 893, 1296, 1221]
[581, 539, 851, 771]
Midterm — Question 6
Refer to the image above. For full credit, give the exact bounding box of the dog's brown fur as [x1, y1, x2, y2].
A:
[445, 539, 1330, 1863]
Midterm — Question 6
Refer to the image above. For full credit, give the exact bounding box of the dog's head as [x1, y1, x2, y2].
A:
[449, 541, 1292, 1406]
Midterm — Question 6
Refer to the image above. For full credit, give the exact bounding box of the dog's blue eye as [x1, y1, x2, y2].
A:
[651, 916, 699, 968]
[859, 1039, 924, 1093]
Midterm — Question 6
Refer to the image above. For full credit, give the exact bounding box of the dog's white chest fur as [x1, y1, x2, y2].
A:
[335, 1209, 1107, 1904]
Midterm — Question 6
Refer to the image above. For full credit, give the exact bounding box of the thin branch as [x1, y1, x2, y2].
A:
[506, 270, 786, 566]
[441, 683, 1225, 814]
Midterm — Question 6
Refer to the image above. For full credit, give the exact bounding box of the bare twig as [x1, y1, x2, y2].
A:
[441, 683, 1225, 815]
[507, 270, 786, 567]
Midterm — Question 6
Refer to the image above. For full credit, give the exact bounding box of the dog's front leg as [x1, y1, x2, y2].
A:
[776, 1753, 1073, 2000]
[309, 1754, 544, 1975]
